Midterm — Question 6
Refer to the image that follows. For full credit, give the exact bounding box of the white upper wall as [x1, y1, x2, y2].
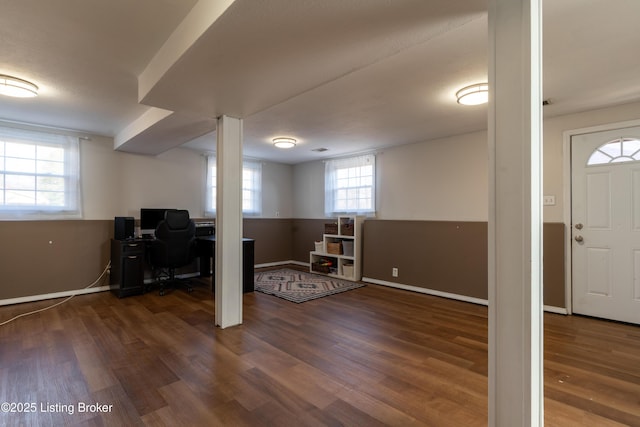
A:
[261, 160, 294, 219]
[378, 131, 488, 221]
[118, 148, 206, 218]
[82, 142, 293, 220]
[292, 131, 488, 221]
[292, 161, 325, 219]
[292, 100, 640, 222]
[81, 135, 124, 219]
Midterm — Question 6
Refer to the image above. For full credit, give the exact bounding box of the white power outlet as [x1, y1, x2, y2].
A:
[392, 267, 399, 277]
[543, 195, 556, 206]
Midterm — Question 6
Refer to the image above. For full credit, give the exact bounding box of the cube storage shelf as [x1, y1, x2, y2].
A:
[310, 215, 364, 281]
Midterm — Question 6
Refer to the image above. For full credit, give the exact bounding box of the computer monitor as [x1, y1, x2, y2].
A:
[140, 208, 176, 236]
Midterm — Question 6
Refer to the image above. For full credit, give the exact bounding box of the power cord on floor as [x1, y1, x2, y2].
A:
[0, 261, 111, 327]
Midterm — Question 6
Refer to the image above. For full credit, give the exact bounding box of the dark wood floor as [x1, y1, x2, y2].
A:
[1, 274, 639, 426]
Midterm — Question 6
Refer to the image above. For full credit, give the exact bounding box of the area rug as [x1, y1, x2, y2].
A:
[254, 268, 365, 303]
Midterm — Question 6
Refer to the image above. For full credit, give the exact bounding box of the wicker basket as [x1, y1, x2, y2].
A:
[327, 242, 343, 254]
[340, 223, 354, 236]
[312, 262, 331, 274]
[324, 223, 338, 234]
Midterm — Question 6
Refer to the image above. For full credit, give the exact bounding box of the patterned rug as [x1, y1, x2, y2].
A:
[254, 268, 365, 303]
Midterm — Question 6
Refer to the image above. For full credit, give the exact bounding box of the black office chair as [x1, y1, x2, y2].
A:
[149, 209, 197, 295]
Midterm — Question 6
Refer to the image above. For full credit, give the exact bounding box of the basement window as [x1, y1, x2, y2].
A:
[205, 155, 262, 216]
[325, 153, 376, 217]
[587, 137, 640, 165]
[0, 126, 81, 219]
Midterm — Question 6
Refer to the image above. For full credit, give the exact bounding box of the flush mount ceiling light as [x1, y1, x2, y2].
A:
[273, 137, 296, 149]
[0, 74, 39, 98]
[456, 83, 488, 105]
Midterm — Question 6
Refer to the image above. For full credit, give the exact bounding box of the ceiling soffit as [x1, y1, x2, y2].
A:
[138, 0, 487, 119]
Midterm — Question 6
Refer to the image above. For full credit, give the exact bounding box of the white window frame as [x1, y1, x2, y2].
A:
[0, 126, 81, 219]
[324, 153, 376, 217]
[206, 155, 262, 216]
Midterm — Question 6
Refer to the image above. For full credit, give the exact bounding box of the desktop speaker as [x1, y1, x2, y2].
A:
[114, 216, 135, 240]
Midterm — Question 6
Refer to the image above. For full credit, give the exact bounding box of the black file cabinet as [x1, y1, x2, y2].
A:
[110, 239, 145, 298]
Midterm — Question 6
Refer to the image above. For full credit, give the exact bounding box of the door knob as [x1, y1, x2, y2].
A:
[575, 223, 583, 230]
[574, 235, 584, 243]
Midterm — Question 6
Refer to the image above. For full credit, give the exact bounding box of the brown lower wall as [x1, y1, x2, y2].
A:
[0, 218, 295, 301]
[360, 220, 565, 308]
[243, 218, 293, 264]
[543, 222, 566, 307]
[362, 220, 489, 299]
[0, 220, 112, 300]
[292, 218, 327, 262]
[0, 218, 565, 308]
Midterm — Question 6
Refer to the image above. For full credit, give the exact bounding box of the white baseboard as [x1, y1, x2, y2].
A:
[543, 305, 568, 315]
[362, 277, 569, 314]
[0, 285, 111, 307]
[362, 277, 488, 306]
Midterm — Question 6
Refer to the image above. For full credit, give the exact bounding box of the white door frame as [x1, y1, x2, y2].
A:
[562, 118, 640, 315]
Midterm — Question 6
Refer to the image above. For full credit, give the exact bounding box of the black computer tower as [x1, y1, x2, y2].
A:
[114, 216, 135, 240]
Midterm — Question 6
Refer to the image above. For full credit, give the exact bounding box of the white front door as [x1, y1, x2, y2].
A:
[571, 125, 640, 324]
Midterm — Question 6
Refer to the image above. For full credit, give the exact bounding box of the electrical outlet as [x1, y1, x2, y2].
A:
[392, 267, 399, 277]
[543, 195, 556, 206]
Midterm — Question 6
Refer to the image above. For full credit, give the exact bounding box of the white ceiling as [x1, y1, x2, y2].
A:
[0, 0, 638, 164]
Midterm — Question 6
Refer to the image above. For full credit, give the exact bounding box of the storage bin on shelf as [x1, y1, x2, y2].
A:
[340, 218, 355, 236]
[324, 223, 338, 234]
[327, 242, 342, 254]
[312, 257, 336, 274]
[342, 240, 354, 256]
[312, 262, 331, 274]
[342, 263, 354, 278]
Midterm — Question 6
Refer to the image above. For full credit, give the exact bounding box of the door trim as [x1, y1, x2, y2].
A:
[562, 118, 640, 315]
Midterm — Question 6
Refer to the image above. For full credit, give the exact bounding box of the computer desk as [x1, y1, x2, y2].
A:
[110, 236, 255, 297]
[195, 236, 255, 293]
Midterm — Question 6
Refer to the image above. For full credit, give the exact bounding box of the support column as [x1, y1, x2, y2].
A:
[488, 0, 543, 425]
[215, 115, 243, 328]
